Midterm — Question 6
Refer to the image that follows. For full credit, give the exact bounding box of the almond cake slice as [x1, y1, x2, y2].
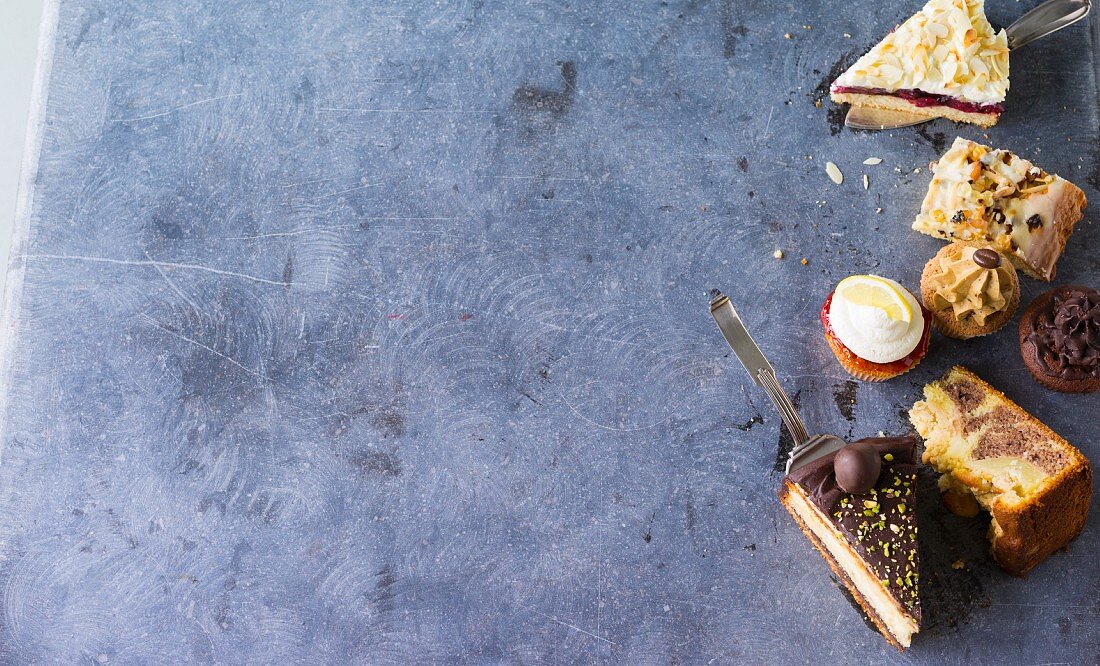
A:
[830, 0, 1010, 127]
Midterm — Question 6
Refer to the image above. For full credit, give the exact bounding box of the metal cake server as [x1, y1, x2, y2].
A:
[709, 291, 847, 473]
[844, 0, 1092, 130]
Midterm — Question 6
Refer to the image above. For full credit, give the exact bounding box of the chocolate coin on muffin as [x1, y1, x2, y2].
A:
[1018, 285, 1100, 393]
[920, 242, 1019, 339]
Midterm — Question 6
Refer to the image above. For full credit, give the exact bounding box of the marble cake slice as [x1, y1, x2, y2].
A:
[778, 437, 921, 650]
[909, 366, 1092, 575]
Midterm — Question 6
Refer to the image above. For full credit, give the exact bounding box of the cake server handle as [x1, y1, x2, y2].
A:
[709, 291, 810, 445]
[1006, 0, 1090, 50]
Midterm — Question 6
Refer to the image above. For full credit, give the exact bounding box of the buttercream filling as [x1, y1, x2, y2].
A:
[927, 245, 1014, 325]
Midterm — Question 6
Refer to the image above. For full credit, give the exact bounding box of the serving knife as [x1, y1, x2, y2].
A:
[709, 291, 847, 473]
[844, 0, 1091, 130]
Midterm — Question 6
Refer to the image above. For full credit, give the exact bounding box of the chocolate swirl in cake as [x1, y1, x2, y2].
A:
[786, 437, 921, 616]
[1025, 286, 1100, 380]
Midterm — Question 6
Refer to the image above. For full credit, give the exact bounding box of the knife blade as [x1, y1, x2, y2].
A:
[708, 291, 774, 387]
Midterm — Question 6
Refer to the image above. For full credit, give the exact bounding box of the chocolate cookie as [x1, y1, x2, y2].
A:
[1018, 286, 1100, 393]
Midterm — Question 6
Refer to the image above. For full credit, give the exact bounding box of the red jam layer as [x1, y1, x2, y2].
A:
[831, 85, 1003, 115]
[820, 292, 932, 374]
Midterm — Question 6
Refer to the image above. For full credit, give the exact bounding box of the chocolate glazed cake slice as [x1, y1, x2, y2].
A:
[778, 438, 921, 650]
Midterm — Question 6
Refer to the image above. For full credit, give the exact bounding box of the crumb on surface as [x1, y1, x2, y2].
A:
[773, 249, 784, 259]
[800, 257, 809, 266]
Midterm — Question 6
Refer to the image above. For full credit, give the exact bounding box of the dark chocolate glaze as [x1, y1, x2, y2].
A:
[1024, 286, 1100, 380]
[786, 437, 921, 618]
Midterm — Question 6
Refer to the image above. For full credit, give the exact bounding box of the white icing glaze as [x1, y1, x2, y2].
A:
[913, 137, 1076, 280]
[829, 277, 925, 363]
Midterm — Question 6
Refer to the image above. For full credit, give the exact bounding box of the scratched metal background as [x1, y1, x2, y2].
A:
[0, 0, 1097, 663]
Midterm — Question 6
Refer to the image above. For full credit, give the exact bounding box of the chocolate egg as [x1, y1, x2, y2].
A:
[834, 442, 882, 494]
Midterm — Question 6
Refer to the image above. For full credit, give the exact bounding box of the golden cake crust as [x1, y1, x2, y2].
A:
[910, 366, 1091, 576]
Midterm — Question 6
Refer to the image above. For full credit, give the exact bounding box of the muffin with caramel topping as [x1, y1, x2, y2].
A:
[920, 242, 1019, 339]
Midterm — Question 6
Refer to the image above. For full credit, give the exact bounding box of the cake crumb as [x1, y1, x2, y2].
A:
[952, 558, 966, 570]
[843, 33, 852, 38]
[800, 257, 809, 266]
[875, 207, 883, 214]
[825, 161, 843, 185]
[773, 249, 784, 259]
[784, 32, 792, 39]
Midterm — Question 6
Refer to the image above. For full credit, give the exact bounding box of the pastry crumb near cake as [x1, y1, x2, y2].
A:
[909, 366, 1092, 576]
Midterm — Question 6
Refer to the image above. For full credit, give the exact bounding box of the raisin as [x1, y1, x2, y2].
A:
[1001, 152, 1011, 164]
[989, 209, 1006, 224]
[951, 210, 967, 223]
[1005, 223, 1013, 233]
[1027, 214, 1042, 230]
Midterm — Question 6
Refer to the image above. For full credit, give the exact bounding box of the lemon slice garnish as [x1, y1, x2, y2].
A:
[836, 275, 913, 324]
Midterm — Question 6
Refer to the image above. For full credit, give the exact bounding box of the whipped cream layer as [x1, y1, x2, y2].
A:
[829, 278, 926, 363]
[833, 0, 1009, 105]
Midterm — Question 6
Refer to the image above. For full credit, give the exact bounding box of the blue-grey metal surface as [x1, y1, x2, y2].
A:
[0, 0, 1097, 663]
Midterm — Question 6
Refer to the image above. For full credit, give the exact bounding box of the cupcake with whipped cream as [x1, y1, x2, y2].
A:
[821, 275, 931, 382]
[920, 243, 1019, 339]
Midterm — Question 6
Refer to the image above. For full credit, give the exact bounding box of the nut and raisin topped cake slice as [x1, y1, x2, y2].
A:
[909, 366, 1091, 575]
[830, 0, 1009, 127]
[913, 137, 1087, 281]
[779, 438, 921, 650]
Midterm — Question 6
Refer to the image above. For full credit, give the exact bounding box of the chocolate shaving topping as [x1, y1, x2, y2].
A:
[1026, 287, 1100, 380]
